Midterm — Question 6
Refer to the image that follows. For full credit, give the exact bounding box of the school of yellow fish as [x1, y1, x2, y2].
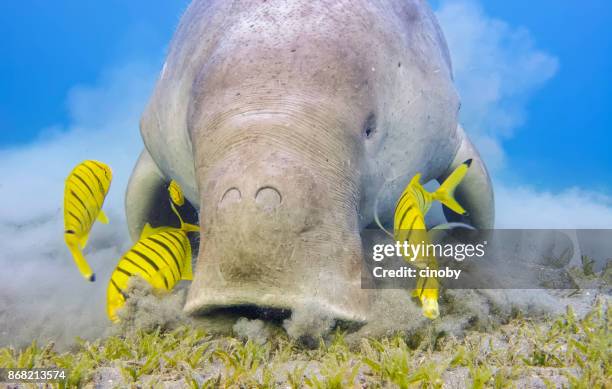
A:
[63, 160, 199, 322]
[63, 158, 470, 322]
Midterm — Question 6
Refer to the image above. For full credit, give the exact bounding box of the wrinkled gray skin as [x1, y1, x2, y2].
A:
[126, 0, 494, 324]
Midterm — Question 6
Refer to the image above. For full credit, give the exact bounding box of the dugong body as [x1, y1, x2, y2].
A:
[126, 0, 494, 323]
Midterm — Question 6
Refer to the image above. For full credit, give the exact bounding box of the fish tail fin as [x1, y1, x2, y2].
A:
[414, 276, 439, 320]
[67, 242, 95, 282]
[432, 159, 471, 216]
[97, 209, 109, 224]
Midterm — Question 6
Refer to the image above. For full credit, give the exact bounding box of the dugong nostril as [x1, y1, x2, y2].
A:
[255, 186, 281, 212]
[219, 187, 241, 208]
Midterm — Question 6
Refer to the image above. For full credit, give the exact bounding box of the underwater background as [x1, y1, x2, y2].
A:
[0, 1, 610, 387]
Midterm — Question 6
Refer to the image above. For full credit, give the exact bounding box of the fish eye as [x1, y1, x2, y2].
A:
[363, 112, 377, 139]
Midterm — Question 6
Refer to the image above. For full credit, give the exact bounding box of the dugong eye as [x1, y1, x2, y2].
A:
[363, 113, 377, 139]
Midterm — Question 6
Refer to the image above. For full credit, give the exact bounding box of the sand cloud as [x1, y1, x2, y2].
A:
[0, 61, 157, 348]
[495, 184, 612, 229]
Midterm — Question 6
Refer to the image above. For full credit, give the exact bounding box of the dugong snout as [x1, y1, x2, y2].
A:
[184, 140, 369, 323]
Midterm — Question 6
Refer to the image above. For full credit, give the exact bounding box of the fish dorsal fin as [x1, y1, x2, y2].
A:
[140, 223, 167, 239]
[140, 223, 155, 239]
[394, 173, 424, 215]
[432, 159, 471, 215]
[396, 173, 424, 205]
[409, 173, 423, 189]
[97, 209, 109, 224]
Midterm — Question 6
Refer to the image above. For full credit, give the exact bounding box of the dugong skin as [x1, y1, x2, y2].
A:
[127, 0, 494, 322]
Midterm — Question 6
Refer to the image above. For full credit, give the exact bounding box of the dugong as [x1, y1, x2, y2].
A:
[126, 0, 494, 323]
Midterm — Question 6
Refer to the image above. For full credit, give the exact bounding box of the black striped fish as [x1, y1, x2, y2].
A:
[63, 160, 112, 282]
[393, 159, 471, 319]
[107, 181, 199, 322]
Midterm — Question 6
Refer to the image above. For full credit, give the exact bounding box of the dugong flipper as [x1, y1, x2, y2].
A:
[125, 149, 169, 241]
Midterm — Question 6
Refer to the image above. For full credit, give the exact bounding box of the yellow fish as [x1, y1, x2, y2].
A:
[106, 181, 199, 322]
[63, 160, 112, 282]
[394, 159, 471, 319]
[168, 180, 185, 206]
